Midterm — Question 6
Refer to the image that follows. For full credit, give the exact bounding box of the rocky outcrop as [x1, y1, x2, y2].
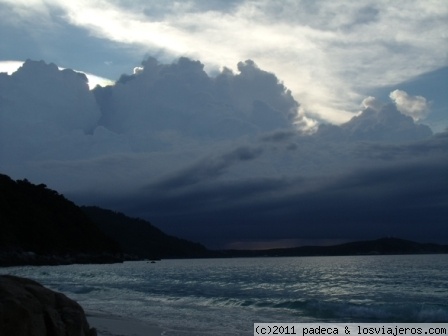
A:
[0, 275, 96, 336]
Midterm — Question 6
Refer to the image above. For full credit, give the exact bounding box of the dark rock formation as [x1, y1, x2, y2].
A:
[0, 275, 96, 336]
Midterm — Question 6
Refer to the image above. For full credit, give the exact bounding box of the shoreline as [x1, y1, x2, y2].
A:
[86, 311, 164, 336]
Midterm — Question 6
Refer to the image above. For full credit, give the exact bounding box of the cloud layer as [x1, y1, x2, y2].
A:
[1, 0, 447, 126]
[0, 58, 446, 248]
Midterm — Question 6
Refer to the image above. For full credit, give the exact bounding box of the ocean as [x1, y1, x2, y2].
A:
[1, 254, 447, 335]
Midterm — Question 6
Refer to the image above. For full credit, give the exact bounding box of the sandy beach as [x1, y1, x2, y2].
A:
[87, 312, 164, 336]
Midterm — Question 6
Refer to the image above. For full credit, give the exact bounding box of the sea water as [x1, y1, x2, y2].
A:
[1, 255, 447, 335]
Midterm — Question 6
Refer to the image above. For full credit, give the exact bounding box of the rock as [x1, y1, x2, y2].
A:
[0, 275, 96, 336]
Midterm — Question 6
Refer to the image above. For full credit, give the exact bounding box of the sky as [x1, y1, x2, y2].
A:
[0, 0, 447, 249]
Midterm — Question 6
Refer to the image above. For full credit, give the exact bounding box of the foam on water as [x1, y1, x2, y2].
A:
[1, 255, 447, 335]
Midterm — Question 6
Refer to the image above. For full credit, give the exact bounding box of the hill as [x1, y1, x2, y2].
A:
[0, 174, 121, 266]
[0, 173, 209, 266]
[81, 206, 209, 259]
[221, 237, 448, 257]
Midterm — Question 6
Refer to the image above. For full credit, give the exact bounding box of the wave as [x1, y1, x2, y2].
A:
[304, 300, 448, 322]
[55, 284, 102, 294]
[178, 296, 448, 322]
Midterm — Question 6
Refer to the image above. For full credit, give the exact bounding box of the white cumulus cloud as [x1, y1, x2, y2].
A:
[389, 89, 430, 121]
[361, 96, 383, 112]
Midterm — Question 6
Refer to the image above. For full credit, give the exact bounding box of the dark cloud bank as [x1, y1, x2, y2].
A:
[0, 58, 447, 249]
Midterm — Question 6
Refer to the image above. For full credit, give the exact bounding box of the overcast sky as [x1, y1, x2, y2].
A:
[0, 0, 447, 249]
[1, 0, 447, 130]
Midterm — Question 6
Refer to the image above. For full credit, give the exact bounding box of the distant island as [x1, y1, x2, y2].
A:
[221, 237, 448, 258]
[1, 173, 446, 266]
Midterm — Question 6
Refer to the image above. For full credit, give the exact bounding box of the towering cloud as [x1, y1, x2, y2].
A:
[93, 57, 298, 138]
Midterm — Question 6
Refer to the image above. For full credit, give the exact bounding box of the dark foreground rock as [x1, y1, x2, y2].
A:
[0, 275, 96, 336]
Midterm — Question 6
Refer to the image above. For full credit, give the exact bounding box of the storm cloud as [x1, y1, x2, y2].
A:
[0, 58, 446, 248]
